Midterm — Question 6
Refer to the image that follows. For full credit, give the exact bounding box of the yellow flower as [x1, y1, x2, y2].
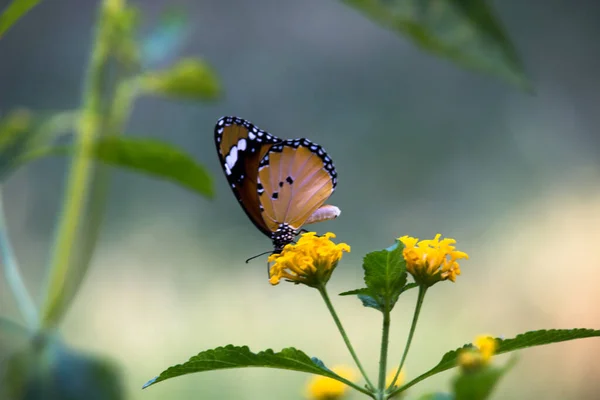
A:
[268, 232, 350, 287]
[398, 234, 469, 287]
[305, 365, 357, 400]
[458, 334, 497, 372]
[474, 335, 497, 363]
[386, 368, 406, 397]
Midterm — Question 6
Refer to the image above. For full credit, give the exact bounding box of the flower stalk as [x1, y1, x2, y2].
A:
[376, 307, 391, 400]
[389, 285, 427, 391]
[317, 284, 375, 393]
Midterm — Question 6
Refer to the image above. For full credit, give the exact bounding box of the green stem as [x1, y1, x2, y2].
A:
[107, 78, 138, 133]
[376, 307, 391, 400]
[40, 0, 112, 328]
[388, 285, 427, 390]
[317, 284, 375, 392]
[72, 77, 138, 299]
[0, 187, 38, 330]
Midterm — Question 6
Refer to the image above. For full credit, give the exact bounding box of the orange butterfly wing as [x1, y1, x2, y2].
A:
[257, 139, 338, 233]
[214, 116, 281, 236]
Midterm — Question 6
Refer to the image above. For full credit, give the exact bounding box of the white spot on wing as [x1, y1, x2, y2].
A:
[225, 146, 238, 173]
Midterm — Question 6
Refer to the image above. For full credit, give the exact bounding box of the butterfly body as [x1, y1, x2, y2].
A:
[215, 116, 339, 253]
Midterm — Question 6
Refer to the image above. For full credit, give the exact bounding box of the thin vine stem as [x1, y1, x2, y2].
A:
[389, 285, 428, 390]
[0, 187, 38, 330]
[317, 284, 376, 393]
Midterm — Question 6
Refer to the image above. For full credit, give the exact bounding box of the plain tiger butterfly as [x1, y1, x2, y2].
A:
[214, 116, 340, 256]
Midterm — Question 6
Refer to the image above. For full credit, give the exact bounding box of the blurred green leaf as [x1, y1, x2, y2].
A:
[1, 334, 124, 400]
[104, 1, 141, 67]
[341, 0, 530, 90]
[339, 241, 410, 312]
[417, 394, 454, 400]
[0, 0, 40, 39]
[394, 329, 600, 396]
[139, 58, 221, 101]
[453, 361, 514, 400]
[144, 345, 353, 389]
[0, 109, 34, 181]
[0, 109, 78, 181]
[89, 136, 214, 198]
[18, 136, 214, 198]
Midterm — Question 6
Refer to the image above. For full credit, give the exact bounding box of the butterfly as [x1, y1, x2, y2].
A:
[214, 116, 340, 255]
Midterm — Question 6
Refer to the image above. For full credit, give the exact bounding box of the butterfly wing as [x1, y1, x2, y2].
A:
[257, 138, 338, 233]
[214, 116, 282, 236]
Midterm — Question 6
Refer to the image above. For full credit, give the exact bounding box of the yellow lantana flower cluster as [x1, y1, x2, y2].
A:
[268, 232, 350, 287]
[399, 234, 469, 287]
[458, 335, 498, 372]
[305, 365, 357, 400]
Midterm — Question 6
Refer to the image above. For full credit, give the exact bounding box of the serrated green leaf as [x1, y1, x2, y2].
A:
[17, 136, 214, 198]
[394, 329, 600, 395]
[348, 241, 407, 312]
[140, 58, 221, 101]
[0, 0, 40, 39]
[143, 345, 355, 390]
[341, 0, 530, 91]
[363, 242, 407, 299]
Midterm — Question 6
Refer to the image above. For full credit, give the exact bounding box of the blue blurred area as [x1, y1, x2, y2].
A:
[1, 0, 600, 399]
[141, 7, 190, 68]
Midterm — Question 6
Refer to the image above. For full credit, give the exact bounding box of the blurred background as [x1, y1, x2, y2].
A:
[1, 0, 600, 399]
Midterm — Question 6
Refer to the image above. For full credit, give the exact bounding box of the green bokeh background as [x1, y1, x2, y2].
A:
[1, 0, 600, 399]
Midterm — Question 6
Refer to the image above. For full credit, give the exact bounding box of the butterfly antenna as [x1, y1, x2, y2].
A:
[245, 250, 273, 264]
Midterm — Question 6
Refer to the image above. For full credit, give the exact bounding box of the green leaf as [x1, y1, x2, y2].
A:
[453, 360, 515, 400]
[103, 2, 141, 67]
[417, 394, 454, 400]
[394, 329, 600, 395]
[92, 136, 214, 198]
[339, 288, 383, 311]
[0, 109, 34, 181]
[340, 241, 408, 312]
[139, 58, 221, 101]
[17, 136, 214, 198]
[0, 109, 78, 181]
[143, 345, 354, 389]
[341, 0, 530, 91]
[0, 0, 40, 39]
